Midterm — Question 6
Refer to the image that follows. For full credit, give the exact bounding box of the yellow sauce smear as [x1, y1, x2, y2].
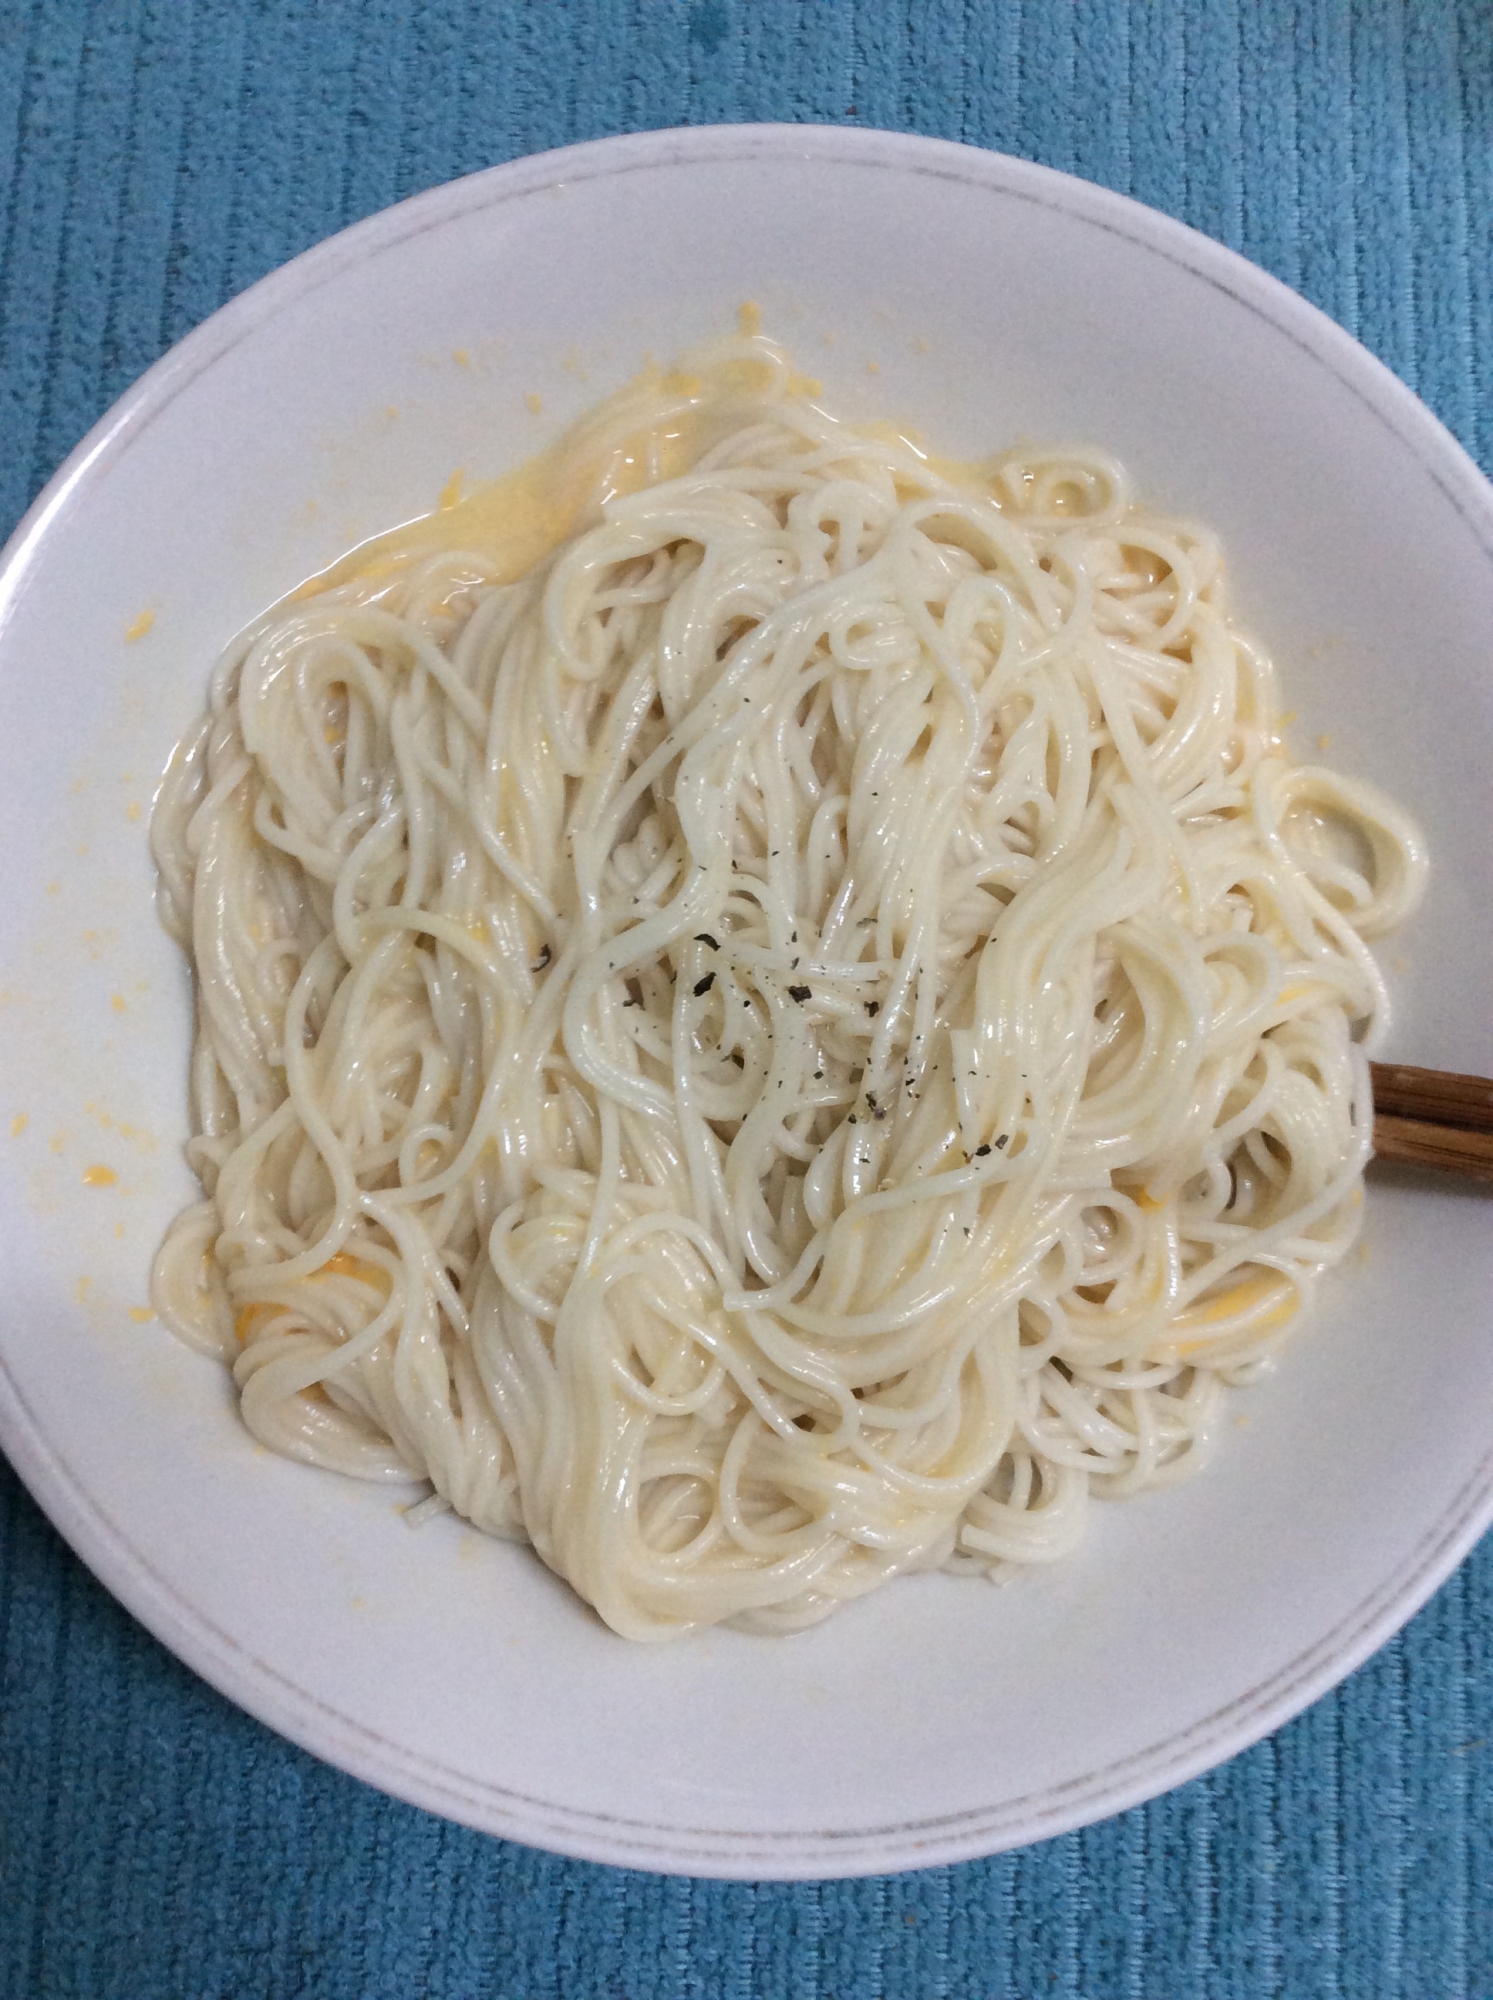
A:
[286, 352, 804, 606]
[124, 608, 155, 643]
[233, 1250, 391, 1343]
[1172, 1274, 1297, 1353]
[81, 1164, 117, 1187]
[322, 1250, 391, 1288]
[233, 1302, 278, 1343]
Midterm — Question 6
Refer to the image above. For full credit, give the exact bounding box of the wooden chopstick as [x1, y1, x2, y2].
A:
[1370, 1062, 1493, 1183]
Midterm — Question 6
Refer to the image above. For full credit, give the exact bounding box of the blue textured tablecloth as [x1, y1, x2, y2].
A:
[1, 3, 1489, 1994]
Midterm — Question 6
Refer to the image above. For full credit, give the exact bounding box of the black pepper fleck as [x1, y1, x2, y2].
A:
[694, 933, 718, 949]
[694, 972, 715, 996]
[788, 984, 812, 1003]
[974, 1143, 991, 1158]
[866, 1000, 880, 1017]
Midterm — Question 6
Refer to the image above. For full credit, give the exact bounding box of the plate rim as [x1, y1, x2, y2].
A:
[2, 120, 1491, 1881]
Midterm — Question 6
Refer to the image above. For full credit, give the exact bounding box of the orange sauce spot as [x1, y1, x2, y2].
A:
[128, 1306, 155, 1323]
[234, 1301, 277, 1343]
[82, 1164, 117, 1186]
[9, 1112, 27, 1139]
[124, 608, 155, 643]
[1172, 1275, 1297, 1349]
[323, 1250, 390, 1289]
[234, 1250, 389, 1343]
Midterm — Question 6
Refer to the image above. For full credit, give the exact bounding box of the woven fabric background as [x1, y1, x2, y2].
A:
[1, 2, 1490, 1994]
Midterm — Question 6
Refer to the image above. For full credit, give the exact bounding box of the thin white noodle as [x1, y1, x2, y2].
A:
[151, 335, 1428, 1639]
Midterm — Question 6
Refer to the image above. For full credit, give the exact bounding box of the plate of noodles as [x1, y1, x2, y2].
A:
[1, 125, 1490, 1879]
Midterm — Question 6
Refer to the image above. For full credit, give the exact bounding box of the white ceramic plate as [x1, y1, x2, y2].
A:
[1, 125, 1490, 1881]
